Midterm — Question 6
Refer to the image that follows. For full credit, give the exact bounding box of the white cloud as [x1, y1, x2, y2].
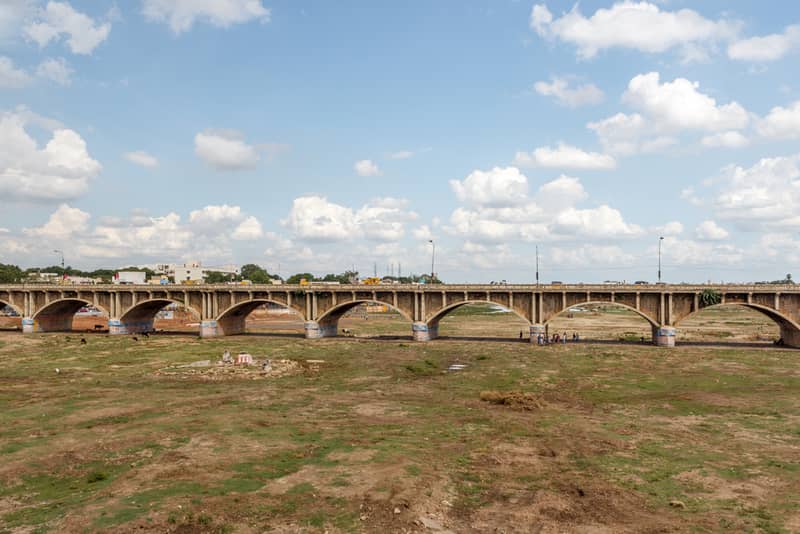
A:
[25, 1, 111, 55]
[142, 0, 270, 34]
[695, 220, 729, 241]
[681, 186, 703, 207]
[446, 172, 641, 244]
[728, 24, 800, 62]
[552, 205, 643, 238]
[0, 56, 32, 88]
[0, 1, 33, 43]
[81, 212, 195, 259]
[0, 108, 101, 202]
[589, 72, 751, 156]
[533, 76, 604, 107]
[549, 244, 635, 268]
[232, 216, 263, 240]
[23, 203, 89, 239]
[513, 143, 616, 169]
[712, 154, 800, 230]
[701, 131, 749, 149]
[660, 236, 743, 267]
[282, 195, 416, 243]
[530, 2, 738, 61]
[194, 129, 259, 171]
[757, 101, 800, 140]
[124, 150, 159, 168]
[657, 221, 684, 237]
[36, 57, 72, 86]
[623, 72, 749, 132]
[412, 224, 433, 240]
[189, 204, 242, 225]
[587, 112, 677, 156]
[389, 150, 414, 160]
[450, 167, 529, 207]
[354, 159, 381, 177]
[283, 196, 358, 241]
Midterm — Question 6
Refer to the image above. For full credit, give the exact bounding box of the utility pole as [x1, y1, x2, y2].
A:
[535, 245, 539, 287]
[428, 240, 435, 282]
[373, 263, 377, 278]
[658, 236, 664, 283]
[54, 249, 64, 282]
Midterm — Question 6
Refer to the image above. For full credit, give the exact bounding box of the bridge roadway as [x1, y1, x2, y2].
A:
[2, 283, 800, 347]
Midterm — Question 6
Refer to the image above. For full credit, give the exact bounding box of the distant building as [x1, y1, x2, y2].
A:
[154, 261, 239, 283]
[64, 275, 102, 285]
[113, 271, 147, 285]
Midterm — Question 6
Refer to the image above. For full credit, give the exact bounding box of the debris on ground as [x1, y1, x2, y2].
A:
[155, 358, 308, 380]
[479, 390, 545, 410]
[447, 363, 467, 372]
[235, 352, 253, 365]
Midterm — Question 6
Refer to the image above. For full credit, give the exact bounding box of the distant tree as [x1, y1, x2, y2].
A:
[204, 271, 233, 284]
[0, 263, 24, 283]
[320, 270, 359, 284]
[240, 264, 278, 284]
[699, 289, 722, 307]
[286, 272, 314, 285]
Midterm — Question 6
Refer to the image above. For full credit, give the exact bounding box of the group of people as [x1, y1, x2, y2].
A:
[532, 331, 580, 345]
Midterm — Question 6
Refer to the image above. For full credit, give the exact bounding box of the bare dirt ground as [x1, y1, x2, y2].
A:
[0, 306, 798, 533]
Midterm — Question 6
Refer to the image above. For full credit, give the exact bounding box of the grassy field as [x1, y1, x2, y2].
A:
[1, 308, 799, 533]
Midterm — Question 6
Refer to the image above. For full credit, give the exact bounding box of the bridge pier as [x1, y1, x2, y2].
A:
[412, 322, 438, 341]
[780, 326, 800, 348]
[108, 318, 155, 335]
[22, 318, 35, 334]
[653, 326, 676, 347]
[530, 324, 545, 344]
[304, 321, 337, 339]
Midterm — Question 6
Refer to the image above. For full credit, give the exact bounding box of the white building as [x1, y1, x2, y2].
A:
[113, 271, 147, 285]
[154, 261, 239, 283]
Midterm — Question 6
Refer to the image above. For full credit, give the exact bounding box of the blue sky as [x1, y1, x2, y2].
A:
[1, 0, 799, 283]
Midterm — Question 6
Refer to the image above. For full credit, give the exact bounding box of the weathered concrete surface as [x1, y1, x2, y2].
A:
[2, 284, 800, 347]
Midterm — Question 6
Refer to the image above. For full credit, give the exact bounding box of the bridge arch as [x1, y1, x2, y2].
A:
[0, 299, 22, 317]
[317, 300, 414, 325]
[213, 299, 305, 336]
[31, 298, 110, 333]
[545, 301, 659, 328]
[116, 298, 200, 334]
[674, 302, 800, 345]
[427, 300, 531, 328]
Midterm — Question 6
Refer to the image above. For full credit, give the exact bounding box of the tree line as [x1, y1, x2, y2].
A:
[0, 262, 442, 284]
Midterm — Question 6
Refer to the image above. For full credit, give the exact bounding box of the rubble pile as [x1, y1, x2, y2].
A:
[154, 350, 317, 380]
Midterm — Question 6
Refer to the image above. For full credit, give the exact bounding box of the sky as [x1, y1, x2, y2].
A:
[1, 0, 799, 283]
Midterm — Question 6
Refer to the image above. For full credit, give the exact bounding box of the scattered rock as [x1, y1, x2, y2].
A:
[669, 500, 686, 509]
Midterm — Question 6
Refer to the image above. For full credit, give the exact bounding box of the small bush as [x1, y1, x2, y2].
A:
[86, 471, 107, 484]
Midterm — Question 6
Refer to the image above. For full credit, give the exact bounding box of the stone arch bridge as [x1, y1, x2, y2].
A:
[1, 284, 799, 347]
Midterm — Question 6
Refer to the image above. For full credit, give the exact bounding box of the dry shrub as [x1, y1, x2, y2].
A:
[480, 390, 544, 410]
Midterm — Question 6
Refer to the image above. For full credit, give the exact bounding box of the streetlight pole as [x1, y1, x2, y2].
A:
[428, 239, 435, 282]
[54, 249, 64, 284]
[535, 245, 539, 287]
[658, 237, 664, 283]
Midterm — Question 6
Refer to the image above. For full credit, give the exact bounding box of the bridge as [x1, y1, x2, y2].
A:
[1, 284, 799, 347]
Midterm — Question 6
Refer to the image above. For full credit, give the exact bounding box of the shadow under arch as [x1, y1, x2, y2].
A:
[214, 299, 306, 337]
[31, 298, 110, 333]
[545, 300, 659, 328]
[674, 302, 800, 346]
[425, 300, 531, 341]
[544, 301, 659, 344]
[116, 298, 200, 335]
[0, 299, 23, 330]
[312, 300, 413, 339]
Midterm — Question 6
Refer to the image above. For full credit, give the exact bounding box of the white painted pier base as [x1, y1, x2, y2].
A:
[412, 322, 438, 341]
[530, 324, 546, 344]
[304, 321, 337, 339]
[653, 326, 676, 347]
